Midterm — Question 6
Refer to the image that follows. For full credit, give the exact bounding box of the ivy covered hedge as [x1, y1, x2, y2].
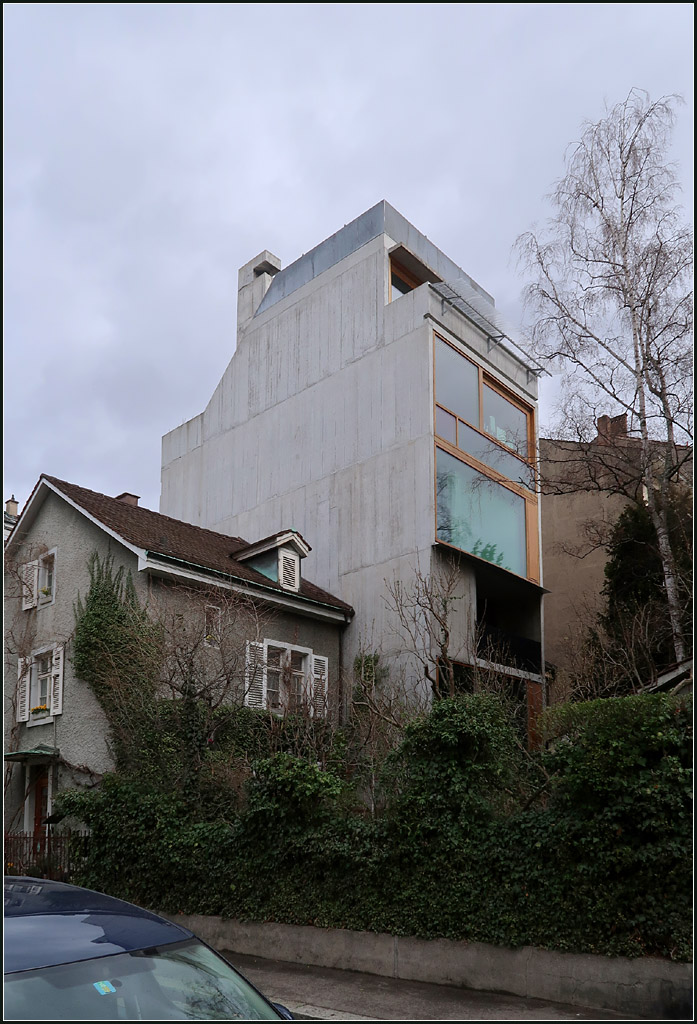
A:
[58, 691, 693, 961]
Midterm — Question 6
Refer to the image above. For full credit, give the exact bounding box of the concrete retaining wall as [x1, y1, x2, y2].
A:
[162, 915, 692, 1019]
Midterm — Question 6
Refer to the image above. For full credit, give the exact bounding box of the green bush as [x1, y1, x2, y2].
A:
[57, 692, 692, 961]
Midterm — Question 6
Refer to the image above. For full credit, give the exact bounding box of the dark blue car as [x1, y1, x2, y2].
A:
[4, 877, 293, 1020]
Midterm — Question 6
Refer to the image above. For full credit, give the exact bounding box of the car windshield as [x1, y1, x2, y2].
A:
[4, 938, 283, 1020]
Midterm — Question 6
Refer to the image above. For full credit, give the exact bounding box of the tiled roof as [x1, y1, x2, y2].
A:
[43, 476, 353, 616]
[236, 529, 311, 556]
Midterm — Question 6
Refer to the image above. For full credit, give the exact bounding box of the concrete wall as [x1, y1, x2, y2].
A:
[161, 223, 542, 685]
[166, 915, 693, 1019]
[161, 236, 441, 675]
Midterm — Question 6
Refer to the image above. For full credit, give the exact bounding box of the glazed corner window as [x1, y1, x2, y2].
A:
[483, 382, 529, 457]
[244, 640, 329, 716]
[434, 335, 534, 483]
[433, 333, 532, 462]
[433, 333, 539, 582]
[436, 448, 527, 577]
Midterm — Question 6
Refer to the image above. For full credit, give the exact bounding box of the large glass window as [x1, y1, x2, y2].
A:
[436, 449, 527, 577]
[456, 420, 535, 490]
[435, 335, 532, 477]
[483, 382, 529, 457]
[433, 331, 539, 581]
[435, 336, 479, 424]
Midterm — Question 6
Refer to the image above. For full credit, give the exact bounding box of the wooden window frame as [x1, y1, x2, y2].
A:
[389, 258, 423, 302]
[244, 640, 329, 717]
[19, 643, 64, 725]
[432, 332, 540, 584]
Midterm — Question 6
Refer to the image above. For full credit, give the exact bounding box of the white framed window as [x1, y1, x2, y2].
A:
[17, 644, 64, 724]
[21, 550, 57, 609]
[244, 640, 328, 715]
[38, 552, 56, 604]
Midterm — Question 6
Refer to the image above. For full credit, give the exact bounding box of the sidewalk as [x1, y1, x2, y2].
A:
[223, 951, 640, 1021]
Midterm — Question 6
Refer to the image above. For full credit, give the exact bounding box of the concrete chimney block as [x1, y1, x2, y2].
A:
[237, 251, 281, 335]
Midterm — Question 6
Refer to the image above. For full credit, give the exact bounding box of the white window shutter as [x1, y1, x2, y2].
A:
[279, 550, 300, 591]
[244, 641, 266, 708]
[21, 561, 39, 610]
[311, 655, 329, 717]
[50, 646, 64, 716]
[16, 658, 30, 722]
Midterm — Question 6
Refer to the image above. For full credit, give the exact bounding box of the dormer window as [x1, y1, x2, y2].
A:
[235, 529, 310, 592]
[279, 548, 300, 591]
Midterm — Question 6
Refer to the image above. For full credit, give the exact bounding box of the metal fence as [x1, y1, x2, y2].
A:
[4, 831, 90, 881]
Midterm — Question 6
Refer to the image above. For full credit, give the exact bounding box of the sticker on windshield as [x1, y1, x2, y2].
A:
[93, 980, 117, 995]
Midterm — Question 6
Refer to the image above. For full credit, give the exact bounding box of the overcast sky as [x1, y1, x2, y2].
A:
[4, 3, 693, 514]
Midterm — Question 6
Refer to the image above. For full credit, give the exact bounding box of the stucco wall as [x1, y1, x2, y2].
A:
[4, 493, 136, 776]
[4, 493, 139, 828]
[539, 439, 627, 693]
[4, 492, 347, 828]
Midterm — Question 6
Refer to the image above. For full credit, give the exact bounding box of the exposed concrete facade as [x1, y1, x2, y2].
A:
[161, 202, 544, 702]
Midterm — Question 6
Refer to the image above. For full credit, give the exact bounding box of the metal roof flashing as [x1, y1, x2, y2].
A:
[256, 201, 494, 315]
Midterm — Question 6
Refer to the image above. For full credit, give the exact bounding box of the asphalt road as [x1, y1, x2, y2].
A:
[224, 951, 641, 1021]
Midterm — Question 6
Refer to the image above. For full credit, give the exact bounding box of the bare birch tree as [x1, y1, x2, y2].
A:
[518, 90, 693, 664]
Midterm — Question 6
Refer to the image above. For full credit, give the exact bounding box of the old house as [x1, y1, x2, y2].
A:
[4, 475, 352, 838]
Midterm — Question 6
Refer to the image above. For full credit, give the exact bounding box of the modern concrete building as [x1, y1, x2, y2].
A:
[160, 202, 545, 715]
[4, 475, 351, 838]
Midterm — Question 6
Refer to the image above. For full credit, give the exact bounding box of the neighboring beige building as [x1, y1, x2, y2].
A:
[540, 412, 692, 697]
[540, 436, 626, 687]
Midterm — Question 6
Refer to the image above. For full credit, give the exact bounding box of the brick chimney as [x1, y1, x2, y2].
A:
[115, 492, 140, 507]
[5, 495, 18, 518]
[596, 413, 628, 442]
